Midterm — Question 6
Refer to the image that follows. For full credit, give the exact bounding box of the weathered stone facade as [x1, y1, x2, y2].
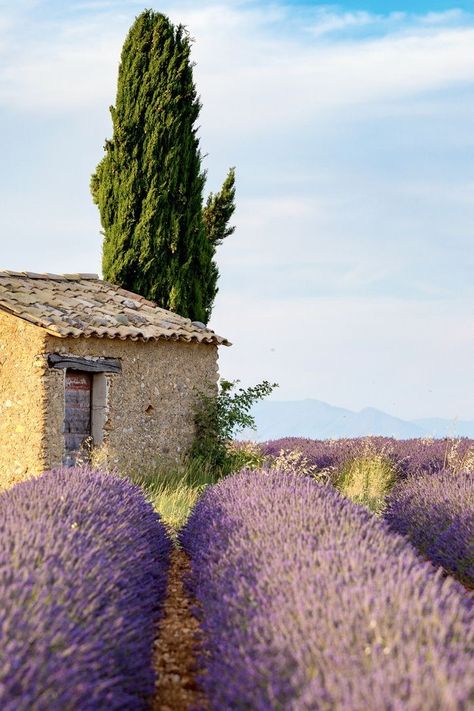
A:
[0, 311, 48, 488]
[43, 335, 219, 474]
[0, 313, 219, 488]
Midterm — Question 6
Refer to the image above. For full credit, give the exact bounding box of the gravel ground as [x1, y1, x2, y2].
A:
[152, 548, 207, 711]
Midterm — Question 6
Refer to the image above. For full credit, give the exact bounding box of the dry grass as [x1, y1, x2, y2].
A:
[336, 444, 396, 514]
[130, 457, 218, 535]
[445, 438, 474, 474]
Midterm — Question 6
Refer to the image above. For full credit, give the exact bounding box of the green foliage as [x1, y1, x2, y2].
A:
[335, 447, 396, 514]
[191, 379, 278, 472]
[202, 166, 236, 316]
[226, 440, 266, 472]
[203, 167, 236, 247]
[91, 10, 235, 323]
[130, 456, 219, 535]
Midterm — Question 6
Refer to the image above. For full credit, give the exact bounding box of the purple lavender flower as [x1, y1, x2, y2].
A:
[259, 436, 474, 480]
[385, 469, 474, 587]
[0, 467, 171, 710]
[181, 469, 474, 711]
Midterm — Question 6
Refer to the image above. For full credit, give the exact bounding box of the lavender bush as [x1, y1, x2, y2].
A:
[260, 436, 474, 480]
[0, 467, 171, 710]
[181, 469, 474, 711]
[389, 438, 474, 478]
[260, 436, 364, 477]
[385, 470, 474, 587]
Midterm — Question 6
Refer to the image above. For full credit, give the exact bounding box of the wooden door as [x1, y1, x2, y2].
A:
[64, 370, 92, 465]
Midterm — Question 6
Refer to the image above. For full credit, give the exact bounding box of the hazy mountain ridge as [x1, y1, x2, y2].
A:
[239, 399, 474, 441]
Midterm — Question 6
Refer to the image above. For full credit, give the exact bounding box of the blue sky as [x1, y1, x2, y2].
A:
[283, 1, 474, 9]
[0, 1, 473, 420]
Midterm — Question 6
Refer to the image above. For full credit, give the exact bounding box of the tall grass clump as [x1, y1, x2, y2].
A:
[444, 438, 474, 475]
[130, 456, 220, 534]
[181, 469, 474, 711]
[336, 442, 396, 513]
[0, 467, 171, 710]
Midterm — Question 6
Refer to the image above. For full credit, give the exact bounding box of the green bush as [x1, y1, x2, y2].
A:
[191, 379, 277, 474]
[129, 377, 277, 533]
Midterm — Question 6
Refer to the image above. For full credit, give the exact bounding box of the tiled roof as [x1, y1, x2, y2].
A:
[0, 271, 230, 346]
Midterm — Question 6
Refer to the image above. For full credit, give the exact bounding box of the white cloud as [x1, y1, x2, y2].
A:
[0, 2, 473, 128]
[422, 9, 464, 25]
[223, 196, 328, 267]
[216, 173, 474, 300]
[194, 24, 474, 135]
[0, 20, 122, 111]
[309, 9, 381, 37]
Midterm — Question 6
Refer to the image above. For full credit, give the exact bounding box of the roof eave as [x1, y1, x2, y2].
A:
[0, 302, 231, 346]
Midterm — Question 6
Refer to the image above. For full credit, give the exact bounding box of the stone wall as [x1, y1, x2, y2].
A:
[0, 311, 48, 488]
[0, 312, 221, 486]
[44, 335, 219, 474]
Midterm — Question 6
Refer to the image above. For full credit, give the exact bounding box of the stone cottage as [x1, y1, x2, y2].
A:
[0, 271, 230, 489]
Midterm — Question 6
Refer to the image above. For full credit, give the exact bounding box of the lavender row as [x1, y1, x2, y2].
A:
[181, 469, 474, 711]
[385, 470, 474, 587]
[260, 436, 474, 479]
[0, 468, 171, 711]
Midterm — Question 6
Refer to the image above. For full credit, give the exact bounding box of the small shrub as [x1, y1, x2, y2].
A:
[444, 438, 474, 475]
[226, 440, 266, 472]
[191, 378, 277, 474]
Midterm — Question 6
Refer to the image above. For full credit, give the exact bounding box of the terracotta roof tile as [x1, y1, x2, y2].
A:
[0, 271, 230, 346]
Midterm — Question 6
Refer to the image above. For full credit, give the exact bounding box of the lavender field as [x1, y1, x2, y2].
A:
[260, 435, 474, 479]
[3, 1, 473, 708]
[1, 438, 473, 710]
[181, 468, 474, 710]
[259, 436, 474, 586]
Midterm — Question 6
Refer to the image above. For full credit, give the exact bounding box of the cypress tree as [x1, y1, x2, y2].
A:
[202, 166, 236, 317]
[203, 167, 236, 248]
[91, 10, 235, 323]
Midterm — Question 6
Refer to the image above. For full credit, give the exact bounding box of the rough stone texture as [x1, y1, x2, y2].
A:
[44, 335, 219, 474]
[0, 311, 48, 488]
[0, 309, 219, 486]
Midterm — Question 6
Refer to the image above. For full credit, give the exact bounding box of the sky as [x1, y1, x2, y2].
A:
[0, 0, 473, 421]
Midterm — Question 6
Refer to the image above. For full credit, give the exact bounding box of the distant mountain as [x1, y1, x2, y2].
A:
[237, 399, 474, 441]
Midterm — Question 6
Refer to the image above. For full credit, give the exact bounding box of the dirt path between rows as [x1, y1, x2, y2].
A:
[151, 547, 207, 711]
